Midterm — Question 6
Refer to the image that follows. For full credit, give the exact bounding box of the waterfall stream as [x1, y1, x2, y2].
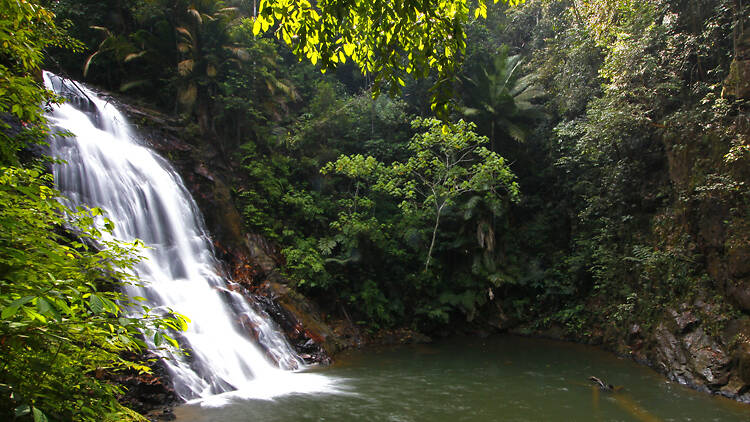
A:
[43, 72, 336, 404]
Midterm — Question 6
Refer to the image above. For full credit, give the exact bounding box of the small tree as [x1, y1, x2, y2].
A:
[327, 118, 520, 270]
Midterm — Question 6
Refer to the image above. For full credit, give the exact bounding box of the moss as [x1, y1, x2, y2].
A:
[103, 406, 148, 422]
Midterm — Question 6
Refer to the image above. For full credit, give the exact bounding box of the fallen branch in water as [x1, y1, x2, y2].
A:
[589, 375, 614, 391]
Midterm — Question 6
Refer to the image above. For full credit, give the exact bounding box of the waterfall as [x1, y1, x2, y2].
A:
[43, 72, 335, 403]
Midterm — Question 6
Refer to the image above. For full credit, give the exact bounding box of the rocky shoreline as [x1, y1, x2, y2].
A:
[505, 304, 750, 404]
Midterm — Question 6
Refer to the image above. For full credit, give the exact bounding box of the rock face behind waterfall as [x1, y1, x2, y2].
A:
[109, 94, 345, 361]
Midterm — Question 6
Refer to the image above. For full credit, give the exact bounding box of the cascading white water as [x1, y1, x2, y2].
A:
[43, 72, 336, 403]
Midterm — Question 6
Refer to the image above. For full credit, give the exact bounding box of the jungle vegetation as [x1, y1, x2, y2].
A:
[1, 0, 749, 419]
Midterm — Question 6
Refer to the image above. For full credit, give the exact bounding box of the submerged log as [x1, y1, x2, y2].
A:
[590, 376, 662, 422]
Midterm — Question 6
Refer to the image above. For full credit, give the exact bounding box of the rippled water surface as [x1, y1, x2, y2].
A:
[175, 335, 749, 421]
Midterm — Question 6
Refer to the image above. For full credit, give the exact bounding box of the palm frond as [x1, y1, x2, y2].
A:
[175, 26, 193, 40]
[119, 80, 149, 92]
[224, 45, 250, 61]
[505, 121, 527, 143]
[503, 55, 523, 87]
[89, 25, 112, 36]
[82, 51, 100, 77]
[187, 7, 203, 24]
[178, 83, 197, 106]
[123, 51, 147, 63]
[462, 107, 480, 117]
[177, 59, 195, 76]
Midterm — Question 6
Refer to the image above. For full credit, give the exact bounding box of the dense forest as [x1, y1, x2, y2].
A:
[1, 0, 749, 420]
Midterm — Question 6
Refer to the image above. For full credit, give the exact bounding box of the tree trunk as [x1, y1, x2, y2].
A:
[425, 204, 443, 270]
[490, 120, 495, 152]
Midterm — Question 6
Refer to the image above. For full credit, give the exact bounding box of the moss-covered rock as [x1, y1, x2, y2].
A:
[723, 31, 750, 99]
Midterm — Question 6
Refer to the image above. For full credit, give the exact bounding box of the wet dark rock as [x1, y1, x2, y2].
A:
[534, 323, 568, 341]
[728, 243, 750, 279]
[737, 342, 750, 385]
[143, 407, 177, 421]
[103, 351, 179, 416]
[669, 308, 700, 333]
[653, 322, 690, 384]
[646, 312, 749, 401]
[258, 277, 341, 362]
[727, 280, 750, 312]
[367, 328, 431, 346]
[194, 163, 214, 182]
[682, 328, 730, 387]
[245, 233, 280, 275]
[629, 323, 642, 337]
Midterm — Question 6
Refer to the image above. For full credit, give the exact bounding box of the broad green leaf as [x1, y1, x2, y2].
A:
[15, 404, 30, 417]
[32, 407, 48, 422]
[100, 296, 120, 315]
[10, 295, 35, 308]
[2, 305, 20, 319]
[153, 332, 164, 347]
[36, 297, 60, 321]
[89, 294, 104, 314]
[164, 334, 179, 348]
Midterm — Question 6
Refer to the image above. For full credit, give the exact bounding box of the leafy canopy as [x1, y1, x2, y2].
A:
[252, 0, 523, 116]
[0, 0, 81, 165]
[325, 118, 520, 270]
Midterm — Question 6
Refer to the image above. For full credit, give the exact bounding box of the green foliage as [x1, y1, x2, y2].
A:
[170, 0, 248, 130]
[0, 2, 189, 418]
[318, 118, 520, 326]
[459, 46, 546, 146]
[37, 0, 749, 344]
[519, 3, 603, 119]
[373, 118, 520, 269]
[214, 20, 299, 150]
[236, 85, 413, 327]
[0, 0, 81, 165]
[0, 166, 187, 421]
[253, 0, 524, 116]
[67, 0, 257, 135]
[511, 0, 750, 336]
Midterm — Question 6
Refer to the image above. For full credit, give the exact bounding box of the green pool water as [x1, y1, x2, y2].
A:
[174, 335, 749, 421]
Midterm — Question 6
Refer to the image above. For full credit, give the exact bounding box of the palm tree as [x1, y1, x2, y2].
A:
[459, 47, 546, 151]
[83, 25, 178, 95]
[215, 28, 299, 147]
[80, 0, 247, 117]
[172, 0, 248, 133]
